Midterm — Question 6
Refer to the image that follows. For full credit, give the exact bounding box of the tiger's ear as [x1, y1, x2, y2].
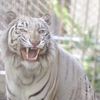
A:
[6, 11, 17, 24]
[42, 14, 51, 25]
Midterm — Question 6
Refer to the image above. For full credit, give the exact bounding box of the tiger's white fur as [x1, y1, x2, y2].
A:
[0, 11, 97, 100]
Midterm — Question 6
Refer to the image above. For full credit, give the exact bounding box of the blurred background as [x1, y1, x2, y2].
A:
[0, 0, 100, 99]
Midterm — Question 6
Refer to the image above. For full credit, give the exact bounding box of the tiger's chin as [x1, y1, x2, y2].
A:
[21, 60, 40, 70]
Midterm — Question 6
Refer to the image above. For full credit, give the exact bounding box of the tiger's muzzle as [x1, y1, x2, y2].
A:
[21, 40, 40, 61]
[21, 47, 40, 61]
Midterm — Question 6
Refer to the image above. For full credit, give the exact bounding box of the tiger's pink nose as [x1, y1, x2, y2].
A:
[30, 40, 40, 47]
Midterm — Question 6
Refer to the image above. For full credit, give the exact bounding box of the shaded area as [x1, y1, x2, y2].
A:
[0, 94, 6, 100]
[0, 63, 6, 100]
[0, 75, 6, 100]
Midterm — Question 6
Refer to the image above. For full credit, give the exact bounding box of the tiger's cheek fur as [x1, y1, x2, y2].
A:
[8, 26, 21, 55]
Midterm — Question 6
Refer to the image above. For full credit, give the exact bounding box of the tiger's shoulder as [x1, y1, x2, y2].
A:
[55, 45, 97, 100]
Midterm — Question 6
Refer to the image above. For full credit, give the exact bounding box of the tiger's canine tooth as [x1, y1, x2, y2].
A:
[26, 48, 29, 59]
[37, 49, 40, 55]
[33, 49, 40, 60]
[33, 55, 38, 60]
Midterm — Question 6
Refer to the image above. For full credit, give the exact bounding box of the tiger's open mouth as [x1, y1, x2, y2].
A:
[21, 48, 40, 61]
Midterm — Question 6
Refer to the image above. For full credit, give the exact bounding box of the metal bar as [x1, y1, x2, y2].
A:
[92, 0, 100, 89]
[36, 0, 39, 17]
[12, 0, 16, 12]
[24, 0, 27, 16]
[84, 0, 89, 31]
[22, 0, 26, 16]
[25, 0, 28, 16]
[38, 0, 48, 11]
[28, 0, 33, 16]
[0, 71, 5, 75]
[18, 0, 21, 16]
[48, 0, 52, 14]
[66, 2, 72, 12]
[44, 0, 49, 4]
[32, 2, 44, 16]
[14, 0, 16, 12]
[53, 36, 100, 44]
[82, 0, 90, 60]
[70, 0, 77, 52]
[27, 0, 29, 16]
[58, 0, 65, 43]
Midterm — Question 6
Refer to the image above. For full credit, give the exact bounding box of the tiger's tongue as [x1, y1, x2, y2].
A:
[28, 50, 37, 58]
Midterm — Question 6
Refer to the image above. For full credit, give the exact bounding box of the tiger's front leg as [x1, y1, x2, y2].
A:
[6, 83, 21, 100]
[6, 90, 17, 100]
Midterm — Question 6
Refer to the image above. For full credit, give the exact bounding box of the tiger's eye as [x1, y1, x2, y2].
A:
[38, 30, 45, 34]
[20, 29, 27, 32]
[15, 30, 20, 34]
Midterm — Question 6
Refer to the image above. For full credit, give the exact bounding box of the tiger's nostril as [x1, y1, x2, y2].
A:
[30, 40, 40, 47]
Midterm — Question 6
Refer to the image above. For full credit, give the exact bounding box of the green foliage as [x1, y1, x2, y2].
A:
[52, 0, 80, 35]
[52, 1, 100, 92]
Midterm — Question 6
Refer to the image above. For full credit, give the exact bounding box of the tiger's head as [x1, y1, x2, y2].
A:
[1, 11, 57, 71]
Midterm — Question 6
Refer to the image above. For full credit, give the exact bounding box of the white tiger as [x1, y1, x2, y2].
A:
[0, 11, 97, 100]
